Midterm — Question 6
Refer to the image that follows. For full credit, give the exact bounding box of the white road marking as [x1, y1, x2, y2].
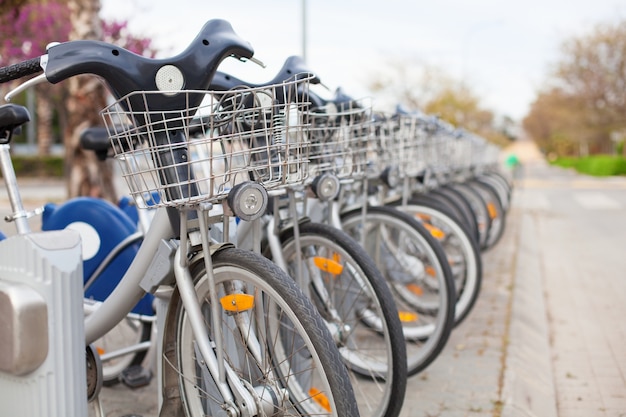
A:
[572, 192, 621, 210]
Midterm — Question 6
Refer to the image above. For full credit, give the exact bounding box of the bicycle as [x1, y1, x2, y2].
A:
[0, 19, 359, 417]
[201, 72, 408, 417]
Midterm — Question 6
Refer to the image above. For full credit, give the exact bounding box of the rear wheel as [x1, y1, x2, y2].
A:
[87, 304, 152, 386]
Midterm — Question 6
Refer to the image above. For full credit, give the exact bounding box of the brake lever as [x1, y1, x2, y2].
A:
[5, 73, 48, 102]
[241, 56, 266, 68]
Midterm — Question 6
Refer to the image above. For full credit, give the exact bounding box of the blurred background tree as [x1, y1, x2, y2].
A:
[0, 0, 156, 201]
[524, 19, 626, 157]
[368, 59, 514, 147]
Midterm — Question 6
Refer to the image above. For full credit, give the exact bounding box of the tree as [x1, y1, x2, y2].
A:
[64, 0, 113, 200]
[0, 2, 70, 155]
[523, 88, 589, 155]
[0, 1, 157, 200]
[524, 19, 626, 156]
[368, 59, 511, 147]
[63, 0, 157, 201]
[0, 0, 28, 16]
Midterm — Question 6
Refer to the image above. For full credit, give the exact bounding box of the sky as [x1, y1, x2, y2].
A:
[100, 0, 626, 122]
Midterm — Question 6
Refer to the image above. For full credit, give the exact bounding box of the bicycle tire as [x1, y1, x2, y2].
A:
[447, 183, 491, 251]
[341, 205, 456, 377]
[94, 317, 152, 386]
[476, 173, 511, 212]
[480, 171, 513, 208]
[393, 196, 483, 326]
[427, 187, 480, 244]
[162, 247, 359, 417]
[272, 221, 407, 417]
[466, 179, 506, 250]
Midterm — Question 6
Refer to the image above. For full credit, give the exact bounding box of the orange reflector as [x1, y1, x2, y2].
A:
[309, 387, 332, 412]
[487, 202, 498, 219]
[313, 256, 343, 275]
[220, 294, 255, 312]
[415, 213, 432, 222]
[425, 266, 436, 277]
[422, 223, 445, 240]
[406, 283, 424, 296]
[398, 311, 419, 322]
[96, 347, 105, 356]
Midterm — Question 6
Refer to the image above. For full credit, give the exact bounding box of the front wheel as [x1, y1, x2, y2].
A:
[394, 197, 483, 326]
[341, 205, 456, 377]
[162, 247, 359, 417]
[273, 221, 407, 417]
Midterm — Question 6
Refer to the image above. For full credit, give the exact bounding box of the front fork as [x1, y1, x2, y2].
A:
[171, 207, 288, 417]
[265, 194, 349, 346]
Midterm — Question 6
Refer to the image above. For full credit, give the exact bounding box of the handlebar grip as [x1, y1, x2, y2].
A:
[0, 57, 42, 83]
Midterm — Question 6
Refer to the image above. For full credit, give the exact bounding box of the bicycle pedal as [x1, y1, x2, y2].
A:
[120, 365, 152, 389]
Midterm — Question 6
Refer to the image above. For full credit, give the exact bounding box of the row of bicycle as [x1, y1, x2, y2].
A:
[0, 19, 511, 417]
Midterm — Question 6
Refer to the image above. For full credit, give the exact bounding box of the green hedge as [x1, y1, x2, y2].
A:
[5, 155, 65, 178]
[551, 155, 626, 176]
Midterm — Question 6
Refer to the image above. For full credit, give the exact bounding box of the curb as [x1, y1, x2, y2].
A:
[501, 193, 558, 417]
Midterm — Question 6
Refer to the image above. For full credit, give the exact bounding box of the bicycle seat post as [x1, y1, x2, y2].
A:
[0, 143, 30, 234]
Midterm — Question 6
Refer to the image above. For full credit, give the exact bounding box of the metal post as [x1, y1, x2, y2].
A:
[301, 0, 307, 62]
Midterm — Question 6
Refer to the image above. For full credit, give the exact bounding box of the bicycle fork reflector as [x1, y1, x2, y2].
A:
[309, 387, 332, 412]
[313, 255, 343, 275]
[487, 202, 498, 220]
[220, 294, 255, 312]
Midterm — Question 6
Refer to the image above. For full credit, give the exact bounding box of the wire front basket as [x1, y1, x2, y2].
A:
[101, 76, 312, 208]
[366, 112, 429, 180]
[306, 99, 372, 181]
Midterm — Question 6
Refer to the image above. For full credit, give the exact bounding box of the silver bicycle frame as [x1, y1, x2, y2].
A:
[84, 207, 173, 344]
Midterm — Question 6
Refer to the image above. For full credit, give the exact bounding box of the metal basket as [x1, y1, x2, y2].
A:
[101, 76, 312, 208]
[305, 98, 372, 181]
[366, 112, 430, 180]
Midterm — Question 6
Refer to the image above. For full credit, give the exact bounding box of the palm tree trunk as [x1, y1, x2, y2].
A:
[36, 87, 52, 155]
[64, 0, 117, 202]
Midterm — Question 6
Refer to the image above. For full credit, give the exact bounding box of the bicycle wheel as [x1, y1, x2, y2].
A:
[476, 173, 511, 212]
[448, 183, 491, 251]
[393, 196, 483, 326]
[273, 221, 407, 417]
[427, 187, 480, 244]
[341, 205, 456, 377]
[466, 179, 506, 250]
[87, 304, 152, 386]
[162, 247, 359, 417]
[480, 170, 513, 206]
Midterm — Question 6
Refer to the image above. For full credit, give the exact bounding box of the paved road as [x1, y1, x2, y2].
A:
[515, 161, 626, 417]
[3, 140, 626, 417]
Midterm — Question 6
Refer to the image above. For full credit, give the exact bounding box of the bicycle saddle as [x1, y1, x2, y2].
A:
[80, 127, 111, 160]
[0, 104, 31, 143]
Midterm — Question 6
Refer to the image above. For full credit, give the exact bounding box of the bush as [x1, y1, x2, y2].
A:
[551, 157, 578, 169]
[5, 155, 65, 178]
[550, 155, 626, 176]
